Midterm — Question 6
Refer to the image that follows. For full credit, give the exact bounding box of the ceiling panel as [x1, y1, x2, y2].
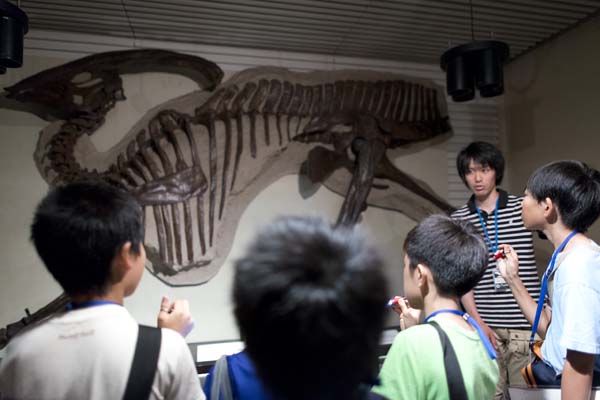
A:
[17, 0, 600, 64]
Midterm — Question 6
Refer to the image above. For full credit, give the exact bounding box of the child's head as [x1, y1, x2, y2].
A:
[232, 216, 388, 400]
[525, 160, 600, 233]
[457, 141, 505, 188]
[403, 214, 488, 306]
[31, 181, 145, 297]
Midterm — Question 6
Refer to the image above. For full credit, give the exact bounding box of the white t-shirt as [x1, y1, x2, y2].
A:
[0, 304, 205, 400]
[543, 241, 600, 374]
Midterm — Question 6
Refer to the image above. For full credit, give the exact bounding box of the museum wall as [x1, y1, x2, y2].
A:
[502, 13, 600, 266]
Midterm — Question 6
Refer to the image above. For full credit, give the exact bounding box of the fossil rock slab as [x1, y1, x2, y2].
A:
[2, 50, 454, 287]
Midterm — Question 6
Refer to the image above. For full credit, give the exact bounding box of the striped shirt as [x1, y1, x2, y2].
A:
[451, 189, 541, 329]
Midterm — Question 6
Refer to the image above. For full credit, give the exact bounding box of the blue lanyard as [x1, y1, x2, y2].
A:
[425, 309, 497, 359]
[67, 300, 122, 311]
[476, 198, 499, 253]
[529, 231, 579, 343]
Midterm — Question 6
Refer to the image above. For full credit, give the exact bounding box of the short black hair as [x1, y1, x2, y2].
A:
[456, 141, 505, 186]
[31, 181, 144, 296]
[233, 216, 388, 400]
[527, 160, 600, 233]
[404, 214, 488, 298]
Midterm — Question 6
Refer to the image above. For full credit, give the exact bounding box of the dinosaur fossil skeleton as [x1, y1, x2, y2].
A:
[4, 50, 454, 286]
[1, 50, 454, 344]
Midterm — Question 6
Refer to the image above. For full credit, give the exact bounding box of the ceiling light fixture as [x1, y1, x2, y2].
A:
[440, 0, 509, 102]
[0, 0, 28, 75]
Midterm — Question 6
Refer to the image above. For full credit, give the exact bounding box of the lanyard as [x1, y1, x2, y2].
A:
[67, 300, 122, 311]
[425, 309, 497, 359]
[476, 198, 499, 253]
[529, 231, 579, 344]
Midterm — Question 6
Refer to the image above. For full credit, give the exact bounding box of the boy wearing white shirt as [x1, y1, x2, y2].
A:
[0, 181, 204, 400]
[499, 160, 600, 400]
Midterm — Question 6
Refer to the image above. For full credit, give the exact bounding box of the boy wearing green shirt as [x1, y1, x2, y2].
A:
[373, 215, 499, 400]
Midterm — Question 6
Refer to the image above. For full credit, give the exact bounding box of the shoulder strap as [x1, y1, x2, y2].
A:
[210, 354, 234, 400]
[429, 321, 468, 400]
[122, 325, 162, 400]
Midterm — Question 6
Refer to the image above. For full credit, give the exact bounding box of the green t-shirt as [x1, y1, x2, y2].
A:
[372, 316, 499, 400]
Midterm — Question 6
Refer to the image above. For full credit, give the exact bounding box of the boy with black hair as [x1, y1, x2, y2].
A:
[0, 181, 204, 400]
[498, 160, 600, 399]
[452, 141, 541, 398]
[232, 216, 388, 400]
[373, 214, 499, 400]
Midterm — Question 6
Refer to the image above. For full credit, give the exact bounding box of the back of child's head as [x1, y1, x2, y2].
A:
[31, 181, 144, 296]
[404, 214, 488, 298]
[527, 160, 600, 233]
[456, 141, 505, 186]
[232, 216, 388, 400]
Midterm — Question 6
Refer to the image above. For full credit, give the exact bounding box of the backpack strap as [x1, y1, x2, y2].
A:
[210, 354, 234, 400]
[122, 325, 162, 400]
[429, 321, 468, 400]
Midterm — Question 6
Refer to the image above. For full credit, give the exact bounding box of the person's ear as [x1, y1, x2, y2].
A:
[542, 197, 559, 222]
[415, 263, 428, 287]
[110, 241, 134, 283]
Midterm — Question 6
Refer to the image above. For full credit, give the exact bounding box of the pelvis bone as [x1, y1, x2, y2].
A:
[3, 50, 454, 286]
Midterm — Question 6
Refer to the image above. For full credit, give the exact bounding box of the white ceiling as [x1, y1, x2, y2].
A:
[19, 0, 600, 64]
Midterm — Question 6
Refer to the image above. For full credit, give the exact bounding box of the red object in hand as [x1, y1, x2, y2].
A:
[493, 250, 505, 260]
[387, 296, 407, 308]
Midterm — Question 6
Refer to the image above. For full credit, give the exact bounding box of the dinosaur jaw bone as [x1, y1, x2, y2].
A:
[335, 137, 387, 227]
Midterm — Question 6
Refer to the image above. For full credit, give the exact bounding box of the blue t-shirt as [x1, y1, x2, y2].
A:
[204, 351, 273, 400]
[543, 241, 600, 374]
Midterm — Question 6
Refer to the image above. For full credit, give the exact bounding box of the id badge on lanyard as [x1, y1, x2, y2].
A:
[492, 264, 508, 291]
[476, 200, 507, 292]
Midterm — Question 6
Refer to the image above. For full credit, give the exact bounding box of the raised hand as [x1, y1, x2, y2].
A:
[394, 297, 421, 330]
[157, 296, 195, 337]
[497, 244, 520, 283]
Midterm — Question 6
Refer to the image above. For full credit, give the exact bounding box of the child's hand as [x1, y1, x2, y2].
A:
[393, 297, 420, 331]
[497, 244, 520, 283]
[157, 296, 195, 337]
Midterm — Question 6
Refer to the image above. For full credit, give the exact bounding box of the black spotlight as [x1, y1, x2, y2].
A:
[440, 40, 509, 102]
[0, 0, 29, 75]
[444, 52, 475, 102]
[476, 43, 508, 98]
